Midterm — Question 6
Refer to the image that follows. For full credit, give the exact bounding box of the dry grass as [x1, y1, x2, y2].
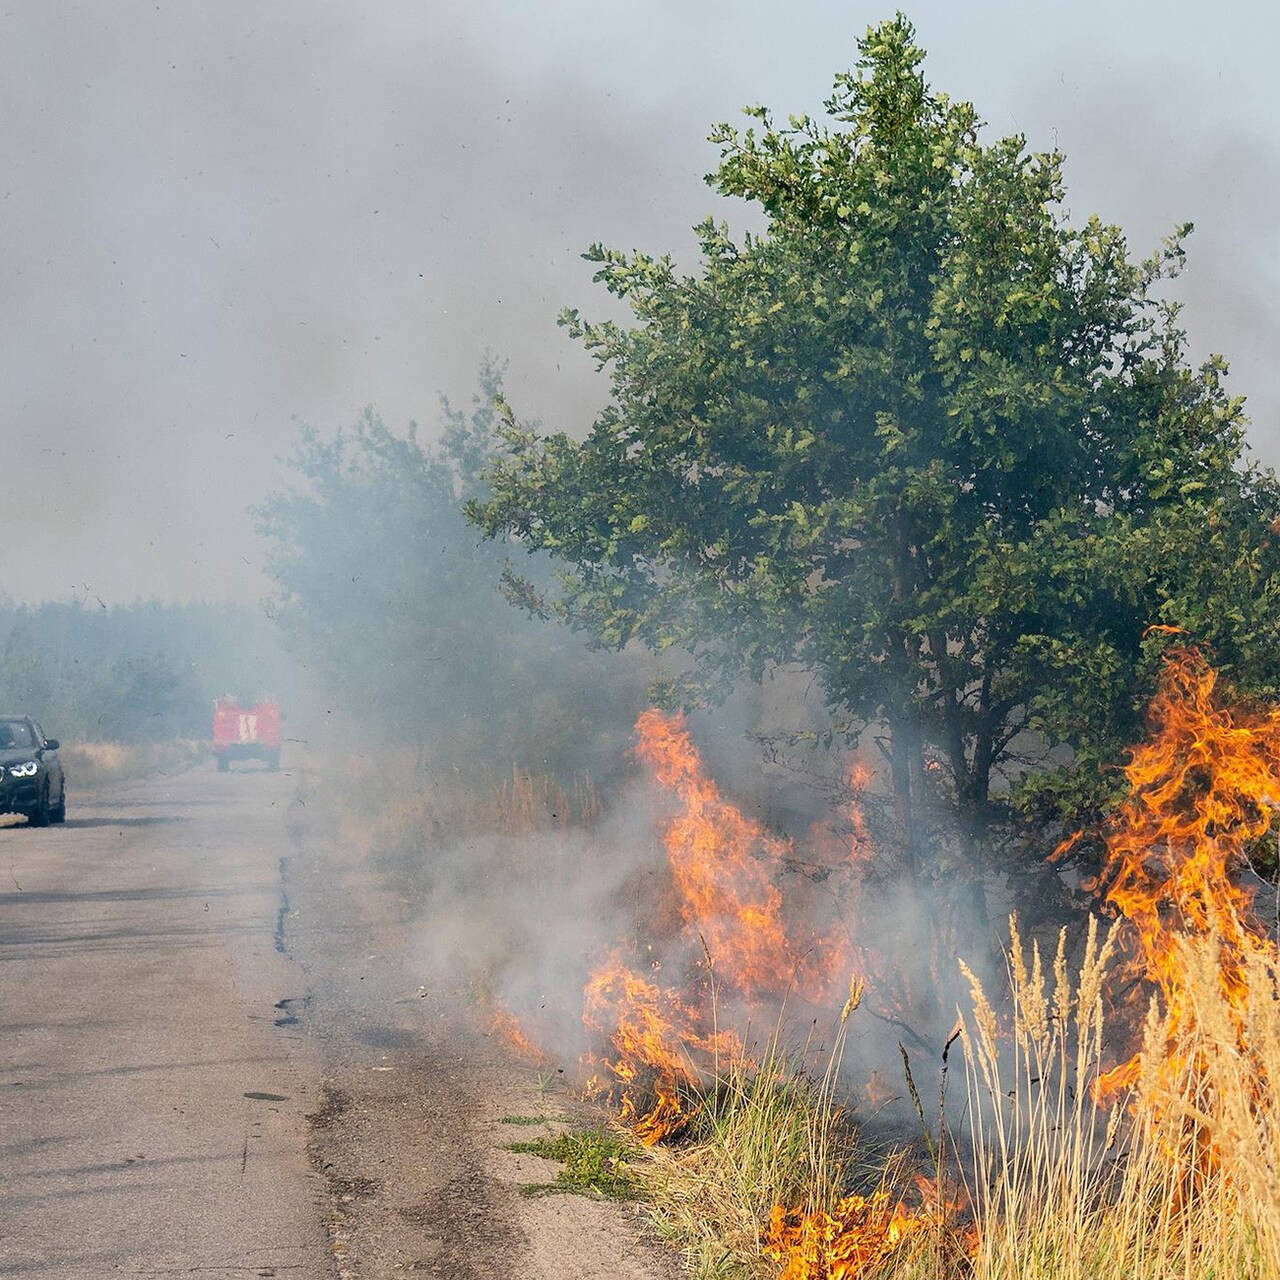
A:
[1153, 934, 1280, 1267]
[61, 738, 206, 785]
[642, 1030, 865, 1278]
[332, 754, 611, 1053]
[954, 916, 1121, 1277]
[630, 977, 947, 1280]
[937, 918, 1280, 1280]
[490, 766, 600, 834]
[332, 753, 1280, 1279]
[331, 753, 600, 898]
[630, 917, 1280, 1280]
[337, 753, 597, 849]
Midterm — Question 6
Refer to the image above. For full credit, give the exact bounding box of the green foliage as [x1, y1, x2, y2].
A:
[256, 358, 656, 775]
[509, 1126, 643, 1199]
[469, 17, 1280, 895]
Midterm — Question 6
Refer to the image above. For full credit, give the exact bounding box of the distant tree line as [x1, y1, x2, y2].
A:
[0, 598, 288, 742]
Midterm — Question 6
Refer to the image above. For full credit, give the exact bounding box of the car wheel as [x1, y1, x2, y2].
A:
[28, 784, 51, 828]
[50, 789, 66, 824]
[217, 756, 230, 773]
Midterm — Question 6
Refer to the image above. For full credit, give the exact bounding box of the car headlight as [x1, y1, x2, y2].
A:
[8, 761, 38, 778]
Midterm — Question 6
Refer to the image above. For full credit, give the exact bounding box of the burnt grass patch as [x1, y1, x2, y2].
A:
[353, 1025, 419, 1051]
[329, 1174, 382, 1201]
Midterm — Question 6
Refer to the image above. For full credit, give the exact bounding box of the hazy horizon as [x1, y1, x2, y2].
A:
[4, 0, 1278, 605]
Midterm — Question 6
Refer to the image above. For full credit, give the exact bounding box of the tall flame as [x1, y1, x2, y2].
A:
[581, 709, 855, 1143]
[633, 708, 839, 999]
[1096, 648, 1280, 1093]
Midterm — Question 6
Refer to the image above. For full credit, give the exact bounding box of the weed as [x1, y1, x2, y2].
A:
[499, 1114, 554, 1126]
[508, 1126, 642, 1200]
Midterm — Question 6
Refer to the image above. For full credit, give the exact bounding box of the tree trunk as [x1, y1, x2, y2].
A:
[888, 709, 923, 886]
[956, 800, 992, 939]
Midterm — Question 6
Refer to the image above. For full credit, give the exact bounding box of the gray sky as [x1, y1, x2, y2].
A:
[3, 0, 1278, 604]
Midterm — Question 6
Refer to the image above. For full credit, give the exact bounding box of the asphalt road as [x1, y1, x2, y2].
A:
[0, 763, 328, 1279]
[0, 761, 679, 1280]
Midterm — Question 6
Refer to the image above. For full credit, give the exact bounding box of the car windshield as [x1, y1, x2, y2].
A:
[0, 721, 36, 750]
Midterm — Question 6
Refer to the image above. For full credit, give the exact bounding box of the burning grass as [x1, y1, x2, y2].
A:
[577, 710, 859, 1149]
[561, 653, 1280, 1277]
[346, 644, 1280, 1277]
[947, 919, 1280, 1280]
[640, 1021, 921, 1277]
[1090, 647, 1280, 1098]
[613, 912, 1280, 1280]
[1158, 934, 1280, 1262]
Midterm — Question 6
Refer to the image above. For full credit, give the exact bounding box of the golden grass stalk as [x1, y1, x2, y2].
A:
[949, 918, 1280, 1280]
[956, 915, 1119, 1275]
[1148, 932, 1280, 1270]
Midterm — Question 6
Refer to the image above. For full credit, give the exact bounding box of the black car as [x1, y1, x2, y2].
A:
[0, 717, 65, 827]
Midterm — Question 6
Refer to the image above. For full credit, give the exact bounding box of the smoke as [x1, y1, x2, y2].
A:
[5, 0, 1274, 1169]
[1008, 55, 1280, 455]
[6, 2, 1275, 604]
[401, 778, 674, 1057]
[367, 700, 1003, 1136]
[0, 0, 729, 604]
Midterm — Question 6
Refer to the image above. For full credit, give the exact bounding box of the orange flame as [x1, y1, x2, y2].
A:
[763, 1175, 977, 1277]
[763, 1192, 926, 1278]
[580, 710, 857, 1143]
[581, 952, 740, 1144]
[862, 1070, 896, 1112]
[486, 1007, 552, 1067]
[633, 709, 836, 999]
[1096, 648, 1280, 1094]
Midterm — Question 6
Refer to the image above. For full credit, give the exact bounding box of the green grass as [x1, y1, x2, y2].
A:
[499, 1114, 555, 1126]
[507, 1126, 643, 1199]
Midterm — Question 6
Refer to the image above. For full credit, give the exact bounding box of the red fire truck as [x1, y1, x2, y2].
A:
[212, 697, 281, 772]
